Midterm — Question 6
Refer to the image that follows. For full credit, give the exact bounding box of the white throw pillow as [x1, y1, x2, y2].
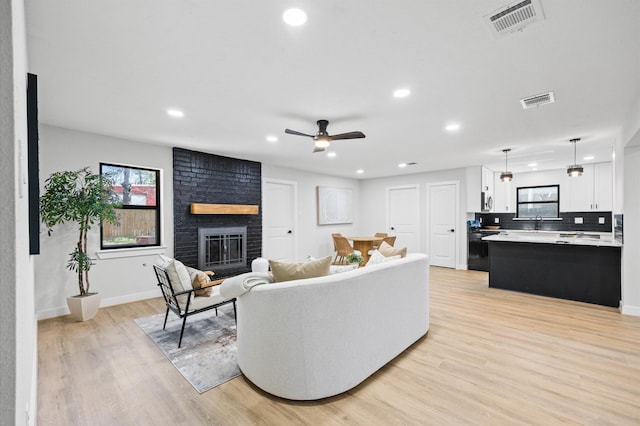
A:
[366, 250, 402, 266]
[155, 254, 173, 269]
[365, 250, 387, 266]
[165, 259, 193, 293]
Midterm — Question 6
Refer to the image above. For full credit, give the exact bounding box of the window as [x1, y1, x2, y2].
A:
[516, 185, 559, 218]
[100, 163, 160, 249]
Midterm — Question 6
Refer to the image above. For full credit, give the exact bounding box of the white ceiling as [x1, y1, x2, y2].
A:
[25, 0, 640, 179]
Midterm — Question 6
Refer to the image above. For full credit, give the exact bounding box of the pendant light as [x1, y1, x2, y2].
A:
[567, 138, 584, 177]
[500, 149, 513, 182]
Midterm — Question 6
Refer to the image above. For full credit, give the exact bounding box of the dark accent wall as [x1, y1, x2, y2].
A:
[173, 148, 262, 278]
[476, 211, 613, 233]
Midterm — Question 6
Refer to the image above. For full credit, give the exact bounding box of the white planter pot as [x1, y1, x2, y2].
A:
[66, 293, 101, 321]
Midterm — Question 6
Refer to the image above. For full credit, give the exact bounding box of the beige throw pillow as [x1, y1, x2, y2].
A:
[378, 241, 407, 258]
[186, 266, 213, 297]
[269, 255, 332, 282]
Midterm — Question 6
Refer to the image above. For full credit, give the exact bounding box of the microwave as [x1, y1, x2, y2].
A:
[481, 192, 493, 212]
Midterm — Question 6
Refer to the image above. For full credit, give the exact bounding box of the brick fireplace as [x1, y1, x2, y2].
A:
[173, 148, 262, 278]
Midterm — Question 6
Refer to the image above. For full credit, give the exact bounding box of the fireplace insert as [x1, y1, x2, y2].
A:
[198, 226, 247, 272]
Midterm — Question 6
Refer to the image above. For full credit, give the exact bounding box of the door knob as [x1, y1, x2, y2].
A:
[391, 227, 395, 230]
[449, 229, 455, 232]
[287, 230, 292, 234]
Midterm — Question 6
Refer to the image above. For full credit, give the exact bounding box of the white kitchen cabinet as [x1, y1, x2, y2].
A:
[493, 173, 514, 213]
[561, 162, 612, 212]
[593, 162, 613, 211]
[466, 166, 496, 212]
[482, 166, 494, 194]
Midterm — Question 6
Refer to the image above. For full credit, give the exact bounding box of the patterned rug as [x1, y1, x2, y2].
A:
[134, 305, 241, 393]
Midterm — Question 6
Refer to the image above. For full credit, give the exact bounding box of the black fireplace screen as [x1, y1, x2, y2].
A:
[198, 226, 247, 272]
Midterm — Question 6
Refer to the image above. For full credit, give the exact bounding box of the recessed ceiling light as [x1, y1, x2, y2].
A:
[445, 123, 461, 132]
[167, 109, 184, 118]
[398, 163, 407, 168]
[528, 162, 537, 167]
[327, 152, 337, 158]
[283, 8, 307, 26]
[583, 155, 595, 161]
[266, 135, 278, 143]
[393, 88, 411, 98]
[356, 169, 364, 174]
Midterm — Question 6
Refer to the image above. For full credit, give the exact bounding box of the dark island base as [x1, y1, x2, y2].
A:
[488, 241, 621, 307]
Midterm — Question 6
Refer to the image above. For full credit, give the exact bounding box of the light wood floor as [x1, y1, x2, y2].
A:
[37, 267, 640, 425]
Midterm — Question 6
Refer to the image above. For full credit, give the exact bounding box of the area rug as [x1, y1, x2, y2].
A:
[133, 305, 241, 393]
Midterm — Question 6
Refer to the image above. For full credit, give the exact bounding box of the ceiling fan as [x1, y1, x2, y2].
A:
[285, 119, 365, 153]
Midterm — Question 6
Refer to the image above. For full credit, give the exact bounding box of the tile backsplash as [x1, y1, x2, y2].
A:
[476, 211, 613, 233]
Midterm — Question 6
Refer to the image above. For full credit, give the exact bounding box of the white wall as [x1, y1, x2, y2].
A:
[262, 164, 360, 260]
[35, 125, 174, 319]
[1, 0, 37, 424]
[360, 168, 470, 269]
[621, 92, 640, 316]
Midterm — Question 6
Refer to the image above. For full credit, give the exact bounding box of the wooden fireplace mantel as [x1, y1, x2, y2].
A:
[190, 203, 259, 215]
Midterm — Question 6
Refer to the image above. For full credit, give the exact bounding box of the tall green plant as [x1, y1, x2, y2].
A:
[40, 167, 120, 296]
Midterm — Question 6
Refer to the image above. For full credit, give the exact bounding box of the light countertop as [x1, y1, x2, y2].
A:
[482, 230, 622, 247]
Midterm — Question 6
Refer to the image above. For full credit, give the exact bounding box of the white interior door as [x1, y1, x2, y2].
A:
[263, 178, 296, 262]
[387, 185, 420, 252]
[429, 182, 457, 268]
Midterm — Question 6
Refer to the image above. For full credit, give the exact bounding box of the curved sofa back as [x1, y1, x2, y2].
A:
[235, 252, 430, 400]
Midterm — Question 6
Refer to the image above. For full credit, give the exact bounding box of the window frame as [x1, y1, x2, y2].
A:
[515, 184, 560, 218]
[99, 162, 161, 250]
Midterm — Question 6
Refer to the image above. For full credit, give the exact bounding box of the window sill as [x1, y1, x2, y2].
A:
[96, 245, 167, 260]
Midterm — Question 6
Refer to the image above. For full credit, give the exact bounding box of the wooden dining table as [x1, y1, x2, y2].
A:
[346, 236, 384, 265]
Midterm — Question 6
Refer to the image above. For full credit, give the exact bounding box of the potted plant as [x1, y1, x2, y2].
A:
[40, 166, 120, 321]
[346, 252, 364, 266]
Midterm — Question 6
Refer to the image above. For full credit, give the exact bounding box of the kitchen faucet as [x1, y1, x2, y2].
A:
[535, 215, 543, 230]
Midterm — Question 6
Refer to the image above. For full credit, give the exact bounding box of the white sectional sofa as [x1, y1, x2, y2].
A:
[221, 252, 430, 400]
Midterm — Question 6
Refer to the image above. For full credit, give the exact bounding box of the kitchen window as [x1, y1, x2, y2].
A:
[516, 185, 559, 218]
[100, 163, 161, 249]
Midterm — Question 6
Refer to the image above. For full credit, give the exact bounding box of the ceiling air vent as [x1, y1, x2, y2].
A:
[485, 0, 545, 36]
[520, 91, 555, 109]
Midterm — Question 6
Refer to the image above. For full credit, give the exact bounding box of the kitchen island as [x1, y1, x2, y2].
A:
[483, 231, 622, 307]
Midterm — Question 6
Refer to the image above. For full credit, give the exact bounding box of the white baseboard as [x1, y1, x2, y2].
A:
[620, 304, 640, 317]
[101, 289, 160, 308]
[36, 289, 160, 320]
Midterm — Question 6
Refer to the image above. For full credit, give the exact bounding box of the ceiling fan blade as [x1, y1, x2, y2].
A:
[313, 146, 326, 153]
[285, 128, 315, 138]
[329, 131, 366, 140]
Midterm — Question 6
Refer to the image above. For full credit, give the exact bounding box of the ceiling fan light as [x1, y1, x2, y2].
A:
[500, 171, 513, 182]
[567, 165, 584, 177]
[315, 140, 330, 149]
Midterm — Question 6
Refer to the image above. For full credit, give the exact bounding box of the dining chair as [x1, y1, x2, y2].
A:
[331, 233, 342, 253]
[382, 235, 397, 247]
[371, 232, 388, 249]
[332, 235, 359, 265]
